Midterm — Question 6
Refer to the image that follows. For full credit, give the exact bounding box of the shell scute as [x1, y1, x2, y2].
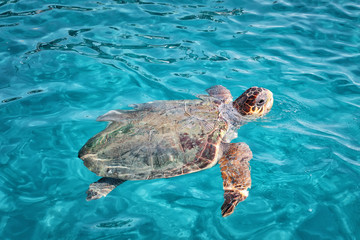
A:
[179, 132, 206, 151]
[199, 143, 217, 161]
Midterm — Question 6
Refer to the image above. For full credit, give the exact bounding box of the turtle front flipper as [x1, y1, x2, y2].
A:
[219, 142, 252, 217]
[86, 177, 126, 201]
[206, 85, 233, 103]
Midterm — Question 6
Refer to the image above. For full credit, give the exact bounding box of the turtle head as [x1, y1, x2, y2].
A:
[233, 87, 273, 118]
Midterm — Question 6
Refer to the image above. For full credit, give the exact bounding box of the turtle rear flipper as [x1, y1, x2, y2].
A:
[96, 110, 141, 122]
[86, 177, 126, 201]
[219, 142, 252, 217]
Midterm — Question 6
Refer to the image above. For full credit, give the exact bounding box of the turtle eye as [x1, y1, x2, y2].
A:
[258, 99, 265, 105]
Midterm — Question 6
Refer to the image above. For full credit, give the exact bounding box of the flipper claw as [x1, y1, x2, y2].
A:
[221, 190, 248, 217]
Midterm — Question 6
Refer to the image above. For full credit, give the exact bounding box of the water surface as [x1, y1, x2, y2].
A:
[1, 0, 360, 239]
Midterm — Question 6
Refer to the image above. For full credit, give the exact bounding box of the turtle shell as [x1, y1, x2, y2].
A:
[78, 98, 229, 180]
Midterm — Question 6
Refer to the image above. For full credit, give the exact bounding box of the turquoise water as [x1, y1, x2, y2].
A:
[1, 0, 360, 239]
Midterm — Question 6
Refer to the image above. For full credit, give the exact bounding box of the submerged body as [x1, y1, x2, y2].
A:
[79, 85, 273, 217]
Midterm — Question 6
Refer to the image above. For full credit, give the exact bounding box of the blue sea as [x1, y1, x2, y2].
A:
[1, 0, 359, 239]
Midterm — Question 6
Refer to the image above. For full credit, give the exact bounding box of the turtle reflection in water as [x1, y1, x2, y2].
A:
[78, 85, 273, 217]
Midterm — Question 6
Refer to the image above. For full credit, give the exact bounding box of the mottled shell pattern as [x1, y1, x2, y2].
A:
[78, 97, 229, 180]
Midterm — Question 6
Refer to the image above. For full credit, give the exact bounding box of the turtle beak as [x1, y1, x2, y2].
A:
[264, 90, 273, 114]
[255, 89, 273, 117]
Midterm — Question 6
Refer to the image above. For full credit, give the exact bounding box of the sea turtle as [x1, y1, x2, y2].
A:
[78, 85, 273, 217]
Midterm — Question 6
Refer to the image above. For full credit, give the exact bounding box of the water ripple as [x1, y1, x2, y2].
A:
[0, 5, 93, 19]
[1, 0, 360, 239]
